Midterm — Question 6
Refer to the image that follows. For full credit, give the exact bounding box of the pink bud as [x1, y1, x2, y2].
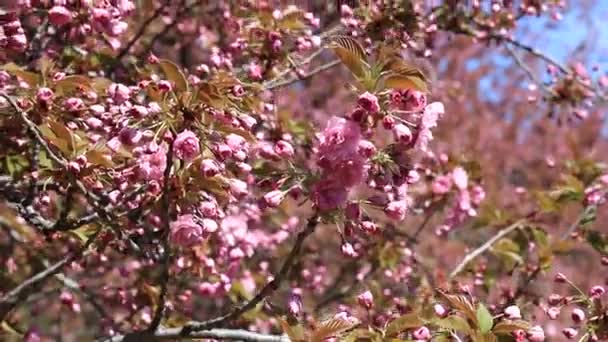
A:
[512, 330, 526, 342]
[382, 115, 396, 130]
[158, 80, 173, 92]
[358, 92, 380, 114]
[49, 6, 72, 26]
[546, 306, 560, 320]
[357, 290, 373, 309]
[263, 190, 285, 208]
[548, 293, 563, 305]
[562, 328, 578, 339]
[433, 303, 448, 318]
[412, 326, 431, 340]
[432, 175, 453, 194]
[393, 124, 412, 144]
[36, 87, 54, 103]
[341, 242, 358, 258]
[554, 272, 568, 283]
[360, 221, 378, 234]
[274, 140, 294, 158]
[287, 292, 303, 317]
[452, 167, 468, 190]
[201, 159, 220, 178]
[353, 139, 375, 158]
[571, 308, 585, 323]
[504, 305, 522, 319]
[384, 200, 408, 221]
[107, 83, 130, 104]
[589, 285, 605, 299]
[527, 325, 545, 342]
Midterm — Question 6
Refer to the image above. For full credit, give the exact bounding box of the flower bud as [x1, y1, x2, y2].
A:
[562, 328, 578, 339]
[527, 325, 545, 342]
[504, 305, 521, 319]
[546, 306, 560, 320]
[357, 290, 373, 309]
[571, 308, 585, 323]
[412, 326, 431, 340]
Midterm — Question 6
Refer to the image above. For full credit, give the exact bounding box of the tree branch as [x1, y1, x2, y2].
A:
[101, 328, 290, 342]
[265, 60, 341, 90]
[449, 220, 525, 279]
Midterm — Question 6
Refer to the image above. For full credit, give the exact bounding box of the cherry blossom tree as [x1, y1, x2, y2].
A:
[1, 1, 607, 341]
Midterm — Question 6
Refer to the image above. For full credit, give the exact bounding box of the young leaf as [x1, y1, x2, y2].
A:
[327, 36, 368, 78]
[438, 292, 477, 323]
[159, 59, 188, 92]
[2, 62, 40, 86]
[55, 75, 92, 94]
[86, 149, 113, 168]
[310, 317, 356, 342]
[48, 120, 74, 153]
[385, 313, 423, 337]
[278, 317, 307, 342]
[492, 320, 531, 335]
[434, 315, 472, 334]
[476, 304, 494, 334]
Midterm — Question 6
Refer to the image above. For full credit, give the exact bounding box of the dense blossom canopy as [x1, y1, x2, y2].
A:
[0, 1, 607, 341]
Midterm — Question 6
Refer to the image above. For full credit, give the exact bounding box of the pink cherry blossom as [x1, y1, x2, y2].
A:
[173, 130, 200, 161]
[48, 6, 72, 26]
[170, 214, 204, 247]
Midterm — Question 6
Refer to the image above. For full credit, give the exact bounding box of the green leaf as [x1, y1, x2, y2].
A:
[476, 304, 494, 334]
[534, 191, 558, 213]
[159, 59, 188, 92]
[434, 315, 472, 334]
[386, 313, 423, 337]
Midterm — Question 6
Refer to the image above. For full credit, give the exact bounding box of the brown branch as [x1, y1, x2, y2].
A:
[148, 142, 174, 332]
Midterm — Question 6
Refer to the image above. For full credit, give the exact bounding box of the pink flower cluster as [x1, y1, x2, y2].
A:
[0, 11, 27, 52]
[313, 116, 369, 210]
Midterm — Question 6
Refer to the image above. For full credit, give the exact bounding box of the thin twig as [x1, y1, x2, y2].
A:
[504, 43, 556, 98]
[265, 60, 341, 90]
[0, 229, 100, 320]
[449, 220, 525, 279]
